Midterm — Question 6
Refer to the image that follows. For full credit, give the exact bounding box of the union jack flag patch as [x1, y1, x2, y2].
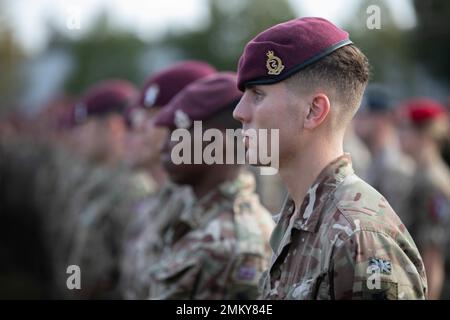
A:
[369, 257, 392, 274]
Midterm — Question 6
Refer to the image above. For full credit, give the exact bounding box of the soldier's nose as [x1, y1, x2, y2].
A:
[233, 96, 250, 124]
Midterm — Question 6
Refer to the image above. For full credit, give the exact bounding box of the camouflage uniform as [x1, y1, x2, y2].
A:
[406, 158, 450, 254]
[147, 171, 274, 300]
[0, 138, 87, 298]
[343, 128, 371, 179]
[25, 140, 153, 298]
[365, 144, 415, 227]
[38, 147, 95, 297]
[406, 158, 450, 299]
[63, 164, 152, 299]
[0, 138, 55, 298]
[261, 154, 427, 300]
[120, 182, 195, 299]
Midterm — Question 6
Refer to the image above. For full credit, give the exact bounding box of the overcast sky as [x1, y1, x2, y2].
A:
[3, 0, 417, 54]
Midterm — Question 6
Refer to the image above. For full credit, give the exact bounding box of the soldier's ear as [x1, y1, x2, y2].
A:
[303, 93, 330, 130]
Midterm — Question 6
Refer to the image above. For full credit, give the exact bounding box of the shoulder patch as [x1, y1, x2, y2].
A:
[369, 257, 392, 274]
[362, 280, 398, 300]
[232, 254, 264, 285]
[428, 193, 450, 223]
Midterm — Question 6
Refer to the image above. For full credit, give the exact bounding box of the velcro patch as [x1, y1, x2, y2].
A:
[236, 266, 257, 281]
[362, 280, 398, 300]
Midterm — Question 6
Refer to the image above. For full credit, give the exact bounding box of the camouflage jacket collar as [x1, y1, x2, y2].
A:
[270, 154, 354, 253]
[170, 171, 256, 241]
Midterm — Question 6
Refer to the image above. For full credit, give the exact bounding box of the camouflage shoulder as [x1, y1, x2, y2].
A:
[331, 173, 407, 240]
[331, 227, 427, 299]
[322, 174, 427, 299]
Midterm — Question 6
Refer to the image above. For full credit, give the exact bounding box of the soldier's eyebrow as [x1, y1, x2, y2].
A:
[246, 85, 265, 93]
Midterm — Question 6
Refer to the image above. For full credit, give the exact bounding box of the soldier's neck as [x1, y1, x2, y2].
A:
[279, 139, 344, 211]
[149, 163, 167, 187]
[192, 166, 241, 200]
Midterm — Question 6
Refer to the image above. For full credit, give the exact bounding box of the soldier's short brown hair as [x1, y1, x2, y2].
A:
[285, 44, 370, 128]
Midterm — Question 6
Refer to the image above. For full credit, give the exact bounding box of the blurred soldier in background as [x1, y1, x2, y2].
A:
[0, 101, 76, 298]
[40, 79, 149, 298]
[122, 60, 217, 193]
[119, 61, 216, 299]
[33, 95, 77, 135]
[67, 79, 136, 166]
[0, 137, 54, 298]
[144, 72, 274, 299]
[354, 84, 415, 226]
[441, 97, 450, 168]
[398, 98, 450, 300]
[343, 122, 371, 178]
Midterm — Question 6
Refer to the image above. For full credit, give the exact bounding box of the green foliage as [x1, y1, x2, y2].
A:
[0, 1, 25, 114]
[49, 11, 147, 95]
[346, 0, 414, 84]
[161, 0, 296, 71]
[412, 0, 450, 84]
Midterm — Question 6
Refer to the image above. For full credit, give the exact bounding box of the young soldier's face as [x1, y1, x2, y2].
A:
[69, 115, 125, 164]
[124, 108, 168, 169]
[160, 126, 214, 185]
[233, 82, 307, 167]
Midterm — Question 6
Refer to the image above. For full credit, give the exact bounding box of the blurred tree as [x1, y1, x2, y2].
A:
[160, 0, 296, 71]
[412, 0, 450, 84]
[49, 11, 148, 95]
[0, 0, 26, 115]
[345, 0, 449, 99]
[345, 0, 415, 96]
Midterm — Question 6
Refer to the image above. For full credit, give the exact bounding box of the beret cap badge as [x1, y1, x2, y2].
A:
[174, 109, 192, 129]
[144, 84, 160, 108]
[266, 51, 285, 75]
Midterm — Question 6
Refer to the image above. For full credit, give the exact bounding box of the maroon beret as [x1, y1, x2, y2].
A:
[400, 98, 447, 125]
[73, 79, 138, 125]
[237, 17, 352, 91]
[137, 60, 217, 109]
[154, 72, 242, 130]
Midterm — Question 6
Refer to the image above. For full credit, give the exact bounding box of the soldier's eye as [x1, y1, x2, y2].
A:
[252, 89, 264, 102]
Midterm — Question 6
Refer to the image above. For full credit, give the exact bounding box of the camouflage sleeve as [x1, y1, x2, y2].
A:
[223, 253, 268, 300]
[148, 245, 210, 299]
[149, 249, 266, 300]
[148, 228, 270, 301]
[331, 230, 427, 300]
[414, 188, 450, 252]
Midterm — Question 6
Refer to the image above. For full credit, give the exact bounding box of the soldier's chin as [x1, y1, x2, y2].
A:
[167, 172, 185, 185]
[245, 148, 264, 166]
[248, 160, 275, 167]
[164, 165, 186, 184]
[161, 156, 174, 173]
[244, 146, 253, 163]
